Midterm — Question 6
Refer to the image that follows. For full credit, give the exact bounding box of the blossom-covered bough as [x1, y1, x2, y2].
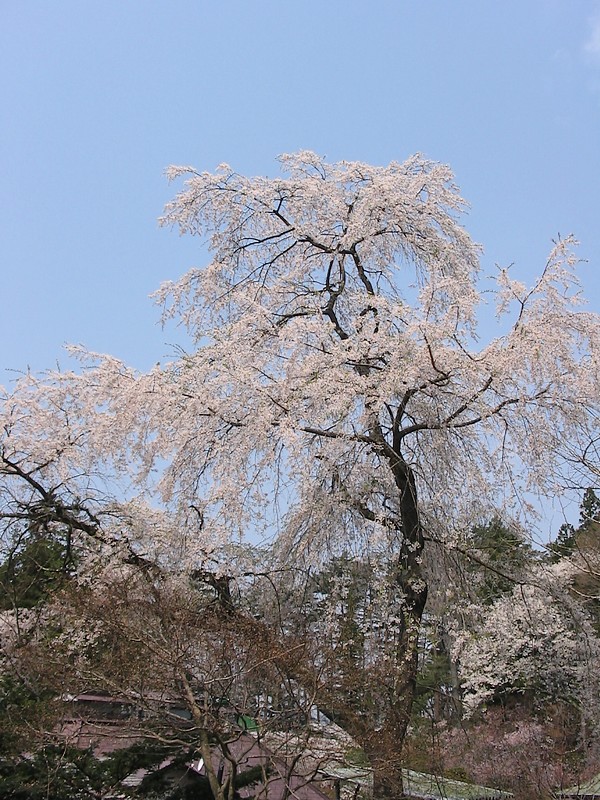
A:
[1, 152, 600, 797]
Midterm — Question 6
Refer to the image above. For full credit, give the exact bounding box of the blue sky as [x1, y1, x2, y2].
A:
[2, 1, 599, 381]
[2, 1, 600, 533]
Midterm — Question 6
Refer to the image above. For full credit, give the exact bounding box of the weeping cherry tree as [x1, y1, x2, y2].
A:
[2, 152, 600, 797]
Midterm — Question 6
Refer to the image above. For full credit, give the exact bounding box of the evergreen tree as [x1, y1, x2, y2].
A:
[468, 517, 533, 605]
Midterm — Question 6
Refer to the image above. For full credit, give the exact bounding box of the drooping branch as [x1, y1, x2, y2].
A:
[1, 454, 102, 540]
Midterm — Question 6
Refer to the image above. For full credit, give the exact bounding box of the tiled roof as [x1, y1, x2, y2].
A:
[559, 773, 600, 798]
[402, 770, 513, 800]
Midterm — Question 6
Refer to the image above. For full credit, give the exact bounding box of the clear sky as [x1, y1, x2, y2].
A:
[2, 0, 599, 378]
[1, 0, 600, 533]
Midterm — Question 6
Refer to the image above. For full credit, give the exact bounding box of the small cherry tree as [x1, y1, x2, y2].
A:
[2, 152, 600, 797]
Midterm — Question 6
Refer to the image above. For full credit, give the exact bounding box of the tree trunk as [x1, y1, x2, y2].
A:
[365, 449, 428, 798]
[361, 574, 427, 799]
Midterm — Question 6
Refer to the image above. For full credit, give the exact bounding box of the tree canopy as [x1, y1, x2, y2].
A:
[1, 152, 600, 798]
